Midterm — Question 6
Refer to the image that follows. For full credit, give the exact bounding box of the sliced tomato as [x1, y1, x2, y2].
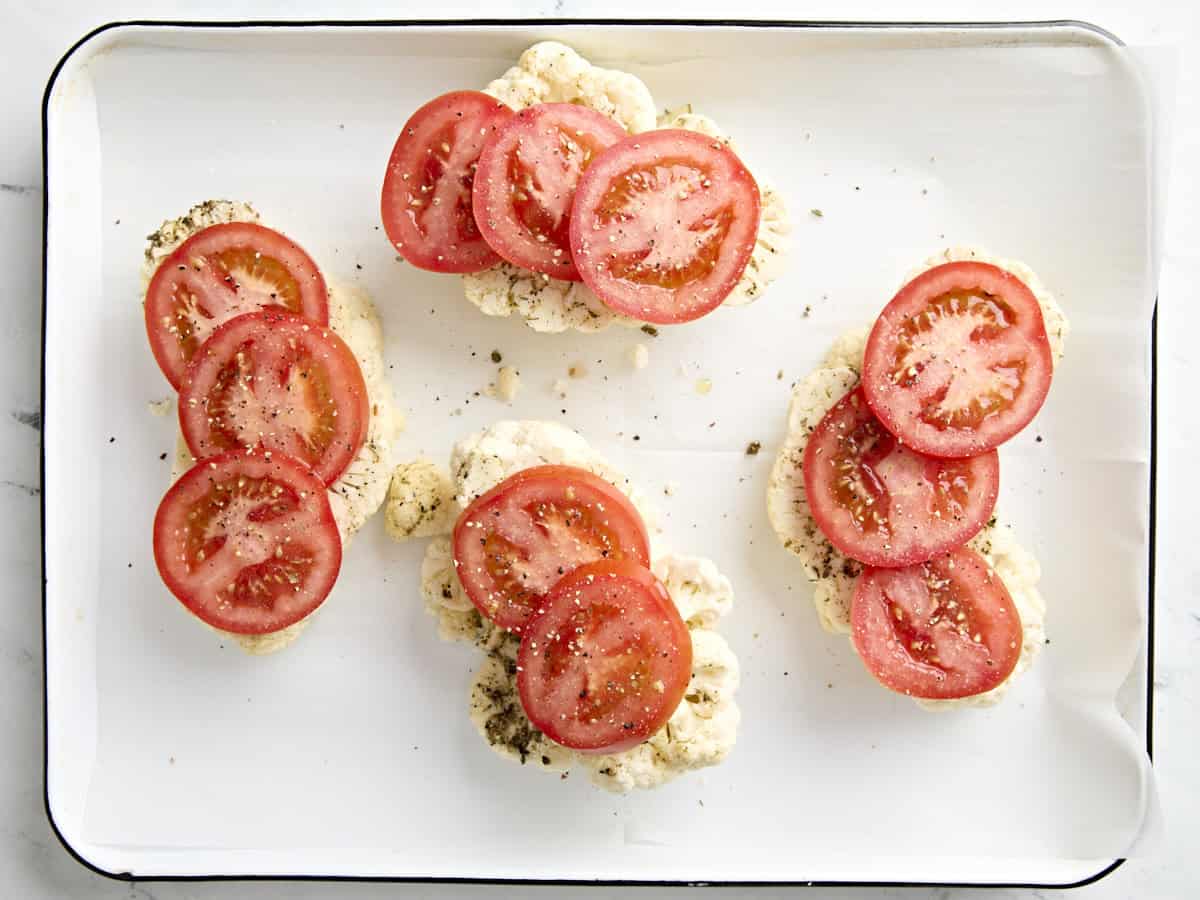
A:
[568, 129, 761, 324]
[851, 546, 1023, 700]
[452, 465, 650, 633]
[473, 103, 626, 281]
[153, 450, 342, 635]
[862, 261, 1054, 458]
[803, 387, 999, 567]
[178, 311, 369, 486]
[144, 223, 329, 390]
[517, 559, 692, 753]
[381, 90, 514, 273]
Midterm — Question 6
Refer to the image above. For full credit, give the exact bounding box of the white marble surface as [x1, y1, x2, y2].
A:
[3, 1, 1196, 897]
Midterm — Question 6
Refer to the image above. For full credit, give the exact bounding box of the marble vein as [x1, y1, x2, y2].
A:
[11, 409, 41, 431]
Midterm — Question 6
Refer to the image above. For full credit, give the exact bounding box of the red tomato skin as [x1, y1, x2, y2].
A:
[380, 91, 514, 274]
[802, 387, 1000, 568]
[850, 546, 1023, 700]
[517, 559, 692, 754]
[861, 261, 1054, 458]
[472, 103, 627, 281]
[153, 450, 342, 636]
[144, 222, 329, 390]
[568, 129, 761, 325]
[452, 465, 651, 634]
[177, 310, 370, 487]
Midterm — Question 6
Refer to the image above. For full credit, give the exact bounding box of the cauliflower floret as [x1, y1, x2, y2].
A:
[823, 326, 871, 371]
[918, 522, 1048, 710]
[419, 536, 484, 644]
[656, 107, 791, 309]
[727, 183, 791, 307]
[907, 247, 1069, 364]
[461, 47, 789, 334]
[656, 106, 724, 140]
[462, 555, 740, 793]
[325, 281, 401, 542]
[462, 265, 633, 334]
[385, 460, 459, 542]
[142, 199, 260, 283]
[766, 366, 864, 634]
[418, 420, 739, 790]
[156, 203, 400, 655]
[222, 620, 309, 656]
[467, 632, 574, 772]
[582, 628, 740, 792]
[651, 553, 734, 629]
[767, 265, 1065, 709]
[483, 41, 656, 133]
[448, 419, 659, 538]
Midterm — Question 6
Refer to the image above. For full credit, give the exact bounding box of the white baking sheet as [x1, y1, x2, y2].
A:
[42, 22, 1160, 885]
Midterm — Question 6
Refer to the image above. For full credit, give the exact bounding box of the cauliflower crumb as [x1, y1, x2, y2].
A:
[628, 343, 650, 370]
[551, 378, 569, 399]
[485, 365, 521, 403]
[385, 460, 459, 542]
[496, 366, 520, 401]
[147, 397, 173, 416]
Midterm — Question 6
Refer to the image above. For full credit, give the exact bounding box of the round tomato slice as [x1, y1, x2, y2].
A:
[381, 90, 514, 273]
[452, 465, 650, 633]
[153, 450, 342, 635]
[851, 546, 1023, 700]
[473, 103, 626, 281]
[803, 387, 999, 567]
[568, 129, 761, 324]
[862, 261, 1054, 458]
[517, 559, 692, 753]
[178, 311, 369, 486]
[144, 223, 329, 390]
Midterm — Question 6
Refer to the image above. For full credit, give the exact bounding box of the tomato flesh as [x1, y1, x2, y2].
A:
[452, 465, 651, 633]
[851, 546, 1023, 700]
[517, 559, 692, 753]
[144, 223, 328, 389]
[803, 387, 999, 567]
[569, 129, 760, 324]
[862, 262, 1053, 457]
[178, 311, 369, 486]
[153, 450, 342, 635]
[473, 103, 626, 280]
[381, 91, 514, 273]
